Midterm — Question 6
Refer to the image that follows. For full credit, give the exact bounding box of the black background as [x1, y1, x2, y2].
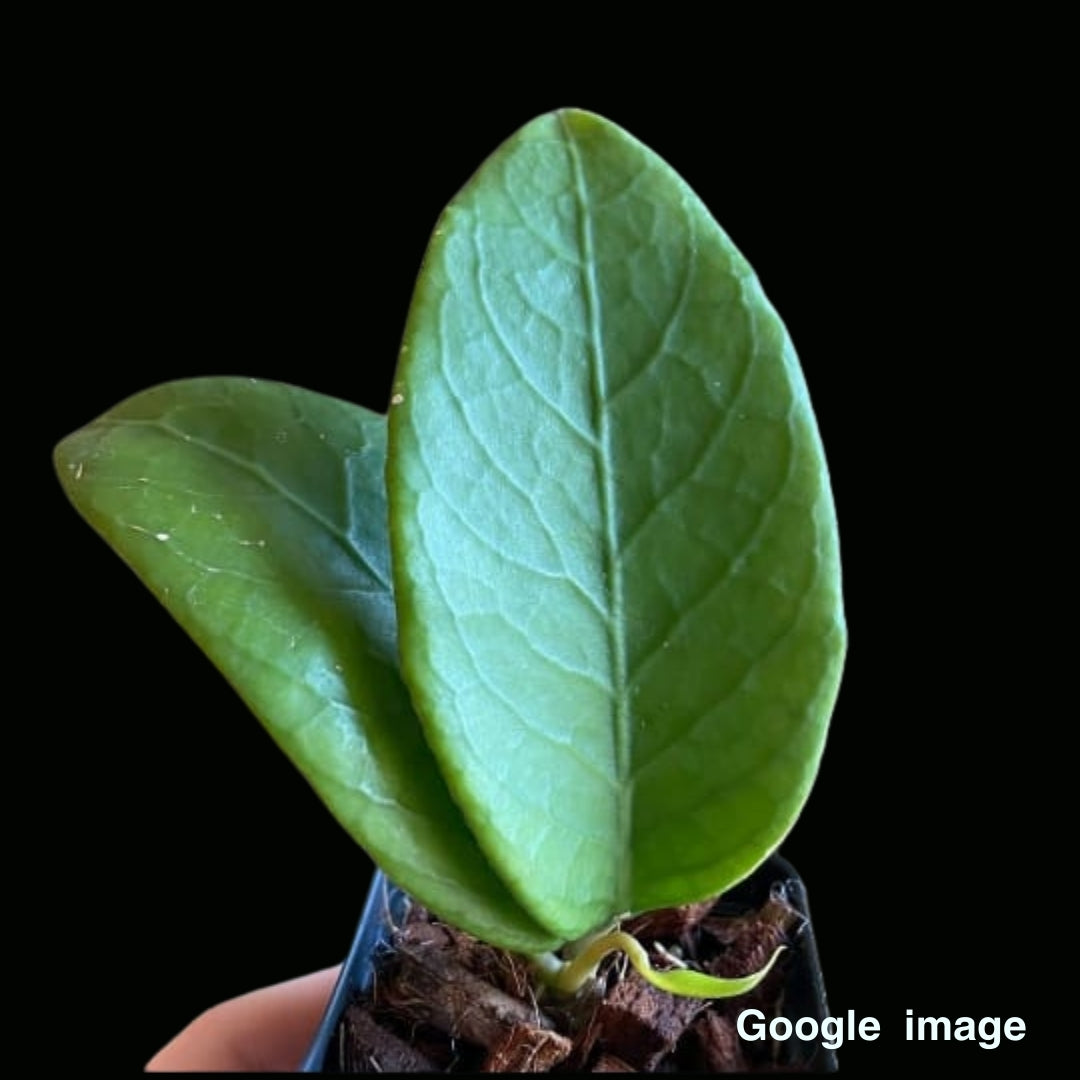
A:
[29, 29, 1051, 1074]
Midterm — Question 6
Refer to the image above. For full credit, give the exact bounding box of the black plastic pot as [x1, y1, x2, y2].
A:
[301, 853, 837, 1072]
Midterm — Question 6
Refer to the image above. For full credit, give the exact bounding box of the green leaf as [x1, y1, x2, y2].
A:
[388, 109, 845, 941]
[54, 377, 558, 952]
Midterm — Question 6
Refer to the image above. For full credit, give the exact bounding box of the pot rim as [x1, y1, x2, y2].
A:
[301, 853, 835, 1072]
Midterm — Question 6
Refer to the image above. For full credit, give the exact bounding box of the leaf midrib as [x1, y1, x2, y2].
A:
[560, 112, 633, 912]
[106, 415, 392, 591]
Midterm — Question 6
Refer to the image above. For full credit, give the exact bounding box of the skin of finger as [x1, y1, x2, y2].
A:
[145, 965, 342, 1072]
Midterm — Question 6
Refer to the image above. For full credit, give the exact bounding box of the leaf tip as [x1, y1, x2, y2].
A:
[53, 425, 98, 503]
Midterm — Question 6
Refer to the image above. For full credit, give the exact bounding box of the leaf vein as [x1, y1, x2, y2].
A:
[114, 416, 392, 591]
[473, 227, 598, 450]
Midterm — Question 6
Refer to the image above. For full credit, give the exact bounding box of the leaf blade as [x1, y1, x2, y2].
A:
[389, 110, 845, 939]
[55, 376, 558, 951]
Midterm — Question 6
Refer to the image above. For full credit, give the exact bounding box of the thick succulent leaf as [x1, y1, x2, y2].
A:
[54, 377, 558, 952]
[388, 110, 845, 940]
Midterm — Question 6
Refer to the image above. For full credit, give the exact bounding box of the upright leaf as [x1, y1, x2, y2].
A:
[388, 110, 845, 940]
[54, 377, 558, 951]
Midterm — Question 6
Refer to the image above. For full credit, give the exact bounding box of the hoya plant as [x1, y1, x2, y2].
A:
[55, 110, 845, 999]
